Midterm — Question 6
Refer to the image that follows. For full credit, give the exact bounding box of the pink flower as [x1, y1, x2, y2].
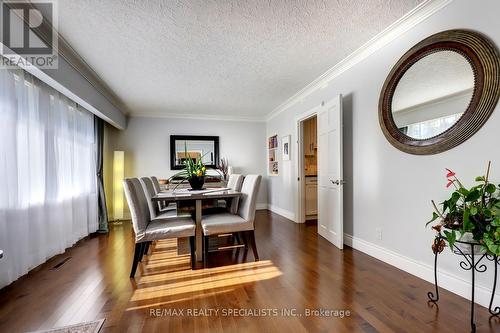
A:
[446, 168, 456, 178]
[446, 179, 454, 188]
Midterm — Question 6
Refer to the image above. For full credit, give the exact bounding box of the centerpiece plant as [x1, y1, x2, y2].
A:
[426, 162, 500, 256]
[169, 144, 208, 190]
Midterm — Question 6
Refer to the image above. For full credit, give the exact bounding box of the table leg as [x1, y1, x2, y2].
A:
[195, 200, 202, 261]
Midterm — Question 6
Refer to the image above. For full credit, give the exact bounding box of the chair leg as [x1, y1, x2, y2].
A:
[203, 235, 209, 268]
[139, 242, 146, 262]
[143, 241, 151, 256]
[247, 230, 259, 261]
[189, 236, 196, 270]
[241, 231, 248, 249]
[130, 243, 143, 278]
[234, 232, 241, 245]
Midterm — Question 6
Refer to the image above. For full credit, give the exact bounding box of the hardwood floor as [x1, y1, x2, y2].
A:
[0, 210, 498, 332]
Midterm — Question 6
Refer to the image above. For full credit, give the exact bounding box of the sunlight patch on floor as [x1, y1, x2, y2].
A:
[126, 288, 236, 311]
[127, 239, 282, 305]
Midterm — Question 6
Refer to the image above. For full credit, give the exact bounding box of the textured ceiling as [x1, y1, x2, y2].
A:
[54, 0, 424, 119]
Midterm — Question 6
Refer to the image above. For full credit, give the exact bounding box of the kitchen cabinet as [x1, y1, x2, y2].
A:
[305, 176, 317, 216]
[303, 117, 317, 156]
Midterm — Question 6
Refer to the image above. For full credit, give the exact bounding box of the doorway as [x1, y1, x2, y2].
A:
[297, 109, 319, 225]
[301, 116, 318, 223]
[296, 96, 344, 249]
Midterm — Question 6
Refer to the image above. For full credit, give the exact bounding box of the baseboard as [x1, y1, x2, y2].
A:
[256, 203, 268, 210]
[267, 204, 296, 222]
[344, 233, 498, 308]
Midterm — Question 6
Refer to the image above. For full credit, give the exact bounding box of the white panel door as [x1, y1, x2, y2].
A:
[317, 95, 344, 249]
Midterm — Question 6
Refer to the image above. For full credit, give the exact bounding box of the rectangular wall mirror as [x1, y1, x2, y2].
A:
[170, 135, 219, 170]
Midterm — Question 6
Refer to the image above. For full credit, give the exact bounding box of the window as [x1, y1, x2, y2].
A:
[0, 67, 98, 288]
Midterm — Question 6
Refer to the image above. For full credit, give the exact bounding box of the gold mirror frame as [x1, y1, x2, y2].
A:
[379, 29, 500, 155]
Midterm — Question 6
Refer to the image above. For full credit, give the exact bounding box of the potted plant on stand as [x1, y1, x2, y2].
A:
[427, 162, 500, 256]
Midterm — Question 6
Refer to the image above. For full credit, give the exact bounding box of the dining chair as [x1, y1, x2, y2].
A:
[140, 177, 177, 219]
[201, 175, 262, 267]
[123, 178, 196, 277]
[226, 174, 244, 214]
[211, 174, 244, 214]
[151, 176, 176, 212]
[150, 176, 162, 193]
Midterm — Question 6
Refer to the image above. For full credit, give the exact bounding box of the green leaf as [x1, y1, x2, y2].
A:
[486, 183, 496, 194]
[486, 243, 499, 255]
[447, 192, 461, 211]
[444, 230, 457, 249]
[426, 212, 440, 227]
[463, 210, 472, 231]
[465, 189, 481, 202]
[458, 188, 470, 196]
[470, 206, 478, 215]
[475, 176, 485, 182]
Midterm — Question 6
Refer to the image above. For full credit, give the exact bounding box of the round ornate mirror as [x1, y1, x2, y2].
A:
[379, 30, 500, 155]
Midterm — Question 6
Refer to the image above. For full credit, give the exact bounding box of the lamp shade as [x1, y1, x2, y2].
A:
[113, 151, 125, 220]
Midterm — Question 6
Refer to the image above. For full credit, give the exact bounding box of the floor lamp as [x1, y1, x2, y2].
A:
[113, 151, 125, 221]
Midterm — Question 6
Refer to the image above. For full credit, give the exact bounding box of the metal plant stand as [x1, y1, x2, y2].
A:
[428, 235, 500, 332]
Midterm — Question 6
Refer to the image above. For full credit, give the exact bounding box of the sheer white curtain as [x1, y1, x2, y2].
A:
[0, 68, 98, 288]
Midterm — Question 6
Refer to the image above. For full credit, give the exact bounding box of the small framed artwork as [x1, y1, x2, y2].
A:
[282, 135, 291, 161]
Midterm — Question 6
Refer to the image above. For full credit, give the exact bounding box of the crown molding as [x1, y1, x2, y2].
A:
[128, 112, 266, 123]
[265, 0, 454, 122]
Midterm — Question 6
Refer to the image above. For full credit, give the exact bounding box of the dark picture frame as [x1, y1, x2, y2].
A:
[170, 135, 220, 170]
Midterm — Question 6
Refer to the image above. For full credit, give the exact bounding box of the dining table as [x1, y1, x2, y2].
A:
[152, 188, 242, 262]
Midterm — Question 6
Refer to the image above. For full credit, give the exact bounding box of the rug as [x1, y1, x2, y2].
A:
[28, 319, 105, 333]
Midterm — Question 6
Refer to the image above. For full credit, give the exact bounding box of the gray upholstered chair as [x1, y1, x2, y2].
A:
[226, 174, 244, 213]
[123, 178, 196, 277]
[140, 177, 177, 219]
[201, 175, 262, 266]
[150, 176, 162, 193]
[151, 176, 176, 212]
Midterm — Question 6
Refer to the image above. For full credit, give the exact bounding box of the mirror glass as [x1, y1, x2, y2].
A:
[391, 50, 474, 140]
[173, 139, 216, 168]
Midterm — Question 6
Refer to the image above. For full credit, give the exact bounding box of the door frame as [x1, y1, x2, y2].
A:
[295, 105, 321, 224]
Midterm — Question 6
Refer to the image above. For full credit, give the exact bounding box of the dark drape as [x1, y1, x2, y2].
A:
[94, 116, 109, 233]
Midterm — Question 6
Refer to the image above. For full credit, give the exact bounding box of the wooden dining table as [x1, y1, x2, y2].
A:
[152, 188, 242, 261]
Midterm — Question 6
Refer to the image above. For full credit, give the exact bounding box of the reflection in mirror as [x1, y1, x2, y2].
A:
[391, 51, 474, 140]
[174, 140, 215, 167]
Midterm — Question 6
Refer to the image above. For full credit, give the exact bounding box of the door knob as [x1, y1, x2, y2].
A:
[330, 179, 346, 185]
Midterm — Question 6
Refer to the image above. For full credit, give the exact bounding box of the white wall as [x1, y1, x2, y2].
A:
[105, 116, 268, 217]
[266, 0, 500, 307]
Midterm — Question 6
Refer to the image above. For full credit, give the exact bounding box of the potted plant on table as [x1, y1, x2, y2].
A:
[427, 162, 500, 256]
[169, 145, 208, 190]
